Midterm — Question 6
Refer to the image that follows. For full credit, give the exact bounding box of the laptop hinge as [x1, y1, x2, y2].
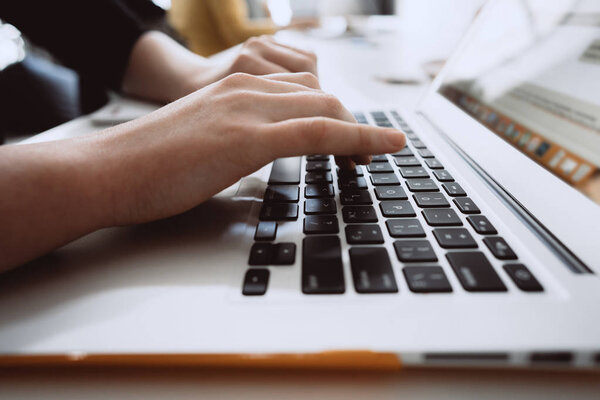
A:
[416, 111, 593, 274]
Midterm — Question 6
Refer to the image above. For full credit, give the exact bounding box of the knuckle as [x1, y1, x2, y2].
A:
[297, 71, 319, 87]
[221, 72, 254, 87]
[235, 51, 255, 65]
[320, 93, 343, 115]
[357, 125, 374, 149]
[305, 117, 329, 143]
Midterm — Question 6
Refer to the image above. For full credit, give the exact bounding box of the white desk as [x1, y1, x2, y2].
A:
[3, 17, 599, 400]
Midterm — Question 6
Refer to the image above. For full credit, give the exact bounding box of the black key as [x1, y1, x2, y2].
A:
[442, 182, 467, 197]
[303, 215, 339, 234]
[399, 167, 429, 179]
[260, 203, 298, 221]
[393, 147, 413, 157]
[405, 179, 438, 192]
[394, 156, 421, 167]
[345, 225, 384, 244]
[433, 228, 477, 248]
[403, 266, 452, 293]
[306, 161, 331, 171]
[424, 158, 444, 169]
[370, 173, 400, 186]
[264, 185, 299, 202]
[422, 209, 462, 226]
[340, 190, 372, 205]
[467, 215, 497, 234]
[268, 157, 301, 184]
[306, 155, 329, 161]
[343, 206, 378, 223]
[350, 247, 398, 293]
[418, 149, 434, 158]
[380, 200, 416, 217]
[302, 236, 345, 294]
[405, 132, 419, 140]
[337, 166, 364, 178]
[272, 243, 296, 265]
[413, 192, 449, 208]
[503, 264, 543, 292]
[353, 112, 368, 124]
[367, 162, 393, 173]
[254, 221, 277, 241]
[338, 176, 368, 190]
[306, 171, 332, 183]
[453, 197, 480, 214]
[249, 243, 272, 265]
[394, 240, 437, 262]
[432, 169, 454, 182]
[375, 186, 408, 200]
[411, 140, 427, 149]
[483, 237, 518, 260]
[305, 183, 334, 198]
[446, 252, 507, 292]
[242, 269, 269, 296]
[305, 198, 337, 215]
[386, 219, 425, 238]
[371, 154, 388, 162]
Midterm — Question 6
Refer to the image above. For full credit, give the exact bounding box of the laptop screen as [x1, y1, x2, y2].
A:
[438, 0, 600, 206]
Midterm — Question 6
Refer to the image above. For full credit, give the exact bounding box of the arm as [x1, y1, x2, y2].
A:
[0, 72, 406, 272]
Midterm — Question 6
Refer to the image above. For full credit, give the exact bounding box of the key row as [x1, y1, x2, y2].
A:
[244, 237, 542, 295]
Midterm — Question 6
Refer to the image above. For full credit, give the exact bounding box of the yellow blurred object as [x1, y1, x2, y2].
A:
[169, 0, 277, 56]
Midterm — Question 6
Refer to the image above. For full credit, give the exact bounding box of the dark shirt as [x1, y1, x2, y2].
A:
[0, 0, 151, 90]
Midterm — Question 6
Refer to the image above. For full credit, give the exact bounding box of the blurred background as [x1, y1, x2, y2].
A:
[0, 0, 485, 143]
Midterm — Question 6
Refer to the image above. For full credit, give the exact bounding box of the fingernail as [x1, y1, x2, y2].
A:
[386, 129, 406, 147]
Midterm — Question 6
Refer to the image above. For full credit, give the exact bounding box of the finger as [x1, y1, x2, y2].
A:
[335, 156, 355, 170]
[263, 72, 321, 90]
[261, 36, 318, 61]
[248, 91, 355, 122]
[234, 51, 290, 75]
[335, 154, 371, 171]
[219, 73, 318, 95]
[250, 38, 317, 75]
[263, 117, 406, 158]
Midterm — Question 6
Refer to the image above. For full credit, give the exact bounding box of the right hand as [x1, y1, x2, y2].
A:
[99, 72, 406, 226]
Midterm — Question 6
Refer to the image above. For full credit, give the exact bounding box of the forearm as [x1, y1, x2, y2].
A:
[122, 31, 222, 103]
[0, 137, 113, 272]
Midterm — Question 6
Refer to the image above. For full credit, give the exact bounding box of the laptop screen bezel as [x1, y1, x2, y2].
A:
[416, 0, 600, 270]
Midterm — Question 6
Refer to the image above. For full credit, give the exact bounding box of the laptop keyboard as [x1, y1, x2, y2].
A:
[242, 111, 544, 296]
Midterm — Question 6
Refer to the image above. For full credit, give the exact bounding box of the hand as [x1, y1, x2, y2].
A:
[0, 72, 406, 270]
[123, 32, 319, 104]
[103, 72, 406, 225]
[185, 35, 318, 95]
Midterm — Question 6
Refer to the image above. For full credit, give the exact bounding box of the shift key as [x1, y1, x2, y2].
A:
[302, 236, 345, 294]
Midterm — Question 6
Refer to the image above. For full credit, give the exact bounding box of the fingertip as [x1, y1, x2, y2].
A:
[335, 156, 356, 170]
[384, 129, 407, 148]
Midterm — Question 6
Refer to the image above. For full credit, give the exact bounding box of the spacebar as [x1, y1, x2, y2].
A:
[302, 236, 345, 294]
[268, 157, 301, 184]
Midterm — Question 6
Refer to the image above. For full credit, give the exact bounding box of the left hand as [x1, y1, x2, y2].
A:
[123, 32, 318, 104]
[185, 35, 318, 94]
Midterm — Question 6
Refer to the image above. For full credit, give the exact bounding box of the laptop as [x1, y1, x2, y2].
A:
[1, 0, 599, 370]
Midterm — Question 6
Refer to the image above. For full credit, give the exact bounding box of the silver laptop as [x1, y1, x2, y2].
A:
[1, 0, 599, 369]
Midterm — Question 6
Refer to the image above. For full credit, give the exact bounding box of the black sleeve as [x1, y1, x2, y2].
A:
[0, 0, 147, 91]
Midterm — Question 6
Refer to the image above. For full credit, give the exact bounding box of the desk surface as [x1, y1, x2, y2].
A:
[5, 16, 599, 399]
